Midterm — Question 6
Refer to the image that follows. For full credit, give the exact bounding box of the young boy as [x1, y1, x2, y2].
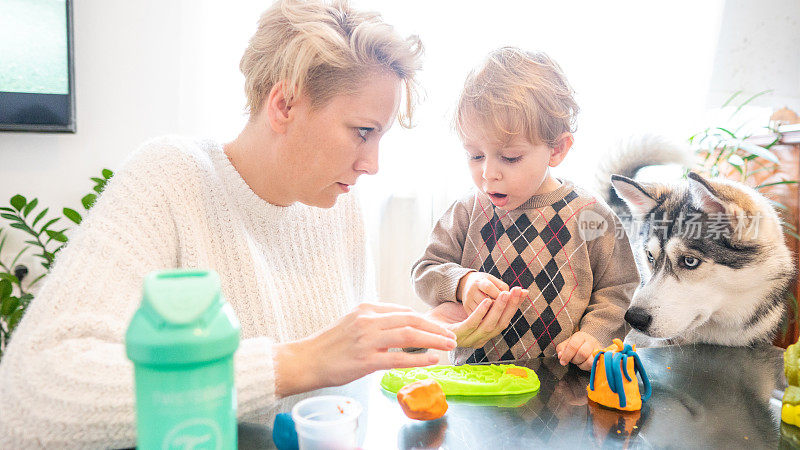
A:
[412, 47, 638, 369]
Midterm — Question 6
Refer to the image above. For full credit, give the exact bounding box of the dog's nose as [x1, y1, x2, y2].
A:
[625, 307, 652, 332]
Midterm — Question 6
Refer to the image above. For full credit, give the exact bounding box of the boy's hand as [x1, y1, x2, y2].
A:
[427, 289, 524, 348]
[457, 272, 526, 314]
[555, 331, 602, 371]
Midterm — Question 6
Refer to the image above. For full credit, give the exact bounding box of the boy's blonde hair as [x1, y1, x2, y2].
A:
[240, 0, 422, 127]
[455, 47, 579, 147]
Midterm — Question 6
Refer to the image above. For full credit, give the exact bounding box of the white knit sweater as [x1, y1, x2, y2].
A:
[0, 137, 371, 448]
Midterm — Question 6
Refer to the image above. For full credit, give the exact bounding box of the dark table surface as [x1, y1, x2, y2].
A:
[239, 344, 795, 449]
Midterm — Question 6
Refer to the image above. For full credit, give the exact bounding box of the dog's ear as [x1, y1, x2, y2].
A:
[611, 175, 659, 216]
[687, 172, 726, 215]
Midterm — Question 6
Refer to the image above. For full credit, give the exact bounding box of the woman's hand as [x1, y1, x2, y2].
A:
[555, 331, 602, 371]
[427, 287, 525, 348]
[274, 302, 457, 396]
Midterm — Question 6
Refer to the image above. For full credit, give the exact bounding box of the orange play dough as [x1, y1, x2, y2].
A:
[505, 367, 528, 378]
[587, 351, 641, 411]
[586, 339, 645, 411]
[397, 379, 448, 420]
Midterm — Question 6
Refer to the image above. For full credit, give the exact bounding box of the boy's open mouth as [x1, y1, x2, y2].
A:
[487, 192, 509, 207]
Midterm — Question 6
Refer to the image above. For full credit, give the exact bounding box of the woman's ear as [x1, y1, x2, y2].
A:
[549, 132, 574, 167]
[263, 81, 293, 134]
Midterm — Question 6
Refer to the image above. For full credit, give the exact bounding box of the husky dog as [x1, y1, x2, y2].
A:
[599, 135, 794, 346]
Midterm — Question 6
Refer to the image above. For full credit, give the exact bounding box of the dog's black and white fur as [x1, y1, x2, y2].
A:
[598, 135, 795, 346]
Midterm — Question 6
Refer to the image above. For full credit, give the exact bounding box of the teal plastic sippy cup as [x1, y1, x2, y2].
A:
[126, 269, 241, 449]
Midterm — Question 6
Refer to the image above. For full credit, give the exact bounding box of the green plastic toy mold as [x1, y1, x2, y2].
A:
[381, 364, 540, 396]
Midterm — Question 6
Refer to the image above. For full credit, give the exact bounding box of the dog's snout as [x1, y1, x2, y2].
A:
[625, 307, 652, 332]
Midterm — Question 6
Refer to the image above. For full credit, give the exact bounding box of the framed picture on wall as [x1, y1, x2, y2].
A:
[0, 0, 76, 133]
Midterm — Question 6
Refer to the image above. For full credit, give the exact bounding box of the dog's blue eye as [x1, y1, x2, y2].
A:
[646, 251, 655, 263]
[682, 256, 701, 269]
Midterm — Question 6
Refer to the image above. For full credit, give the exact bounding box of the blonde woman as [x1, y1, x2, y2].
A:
[0, 1, 501, 447]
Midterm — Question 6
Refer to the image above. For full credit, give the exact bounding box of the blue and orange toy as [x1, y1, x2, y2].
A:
[587, 339, 651, 411]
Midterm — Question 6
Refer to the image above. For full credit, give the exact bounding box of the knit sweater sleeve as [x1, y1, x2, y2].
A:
[0, 143, 278, 448]
[411, 197, 475, 306]
[579, 206, 639, 345]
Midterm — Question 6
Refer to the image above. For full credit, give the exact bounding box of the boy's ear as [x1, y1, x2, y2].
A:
[549, 132, 573, 166]
[262, 80, 294, 134]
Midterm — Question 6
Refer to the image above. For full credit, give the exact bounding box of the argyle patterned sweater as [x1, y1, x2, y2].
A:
[412, 180, 638, 365]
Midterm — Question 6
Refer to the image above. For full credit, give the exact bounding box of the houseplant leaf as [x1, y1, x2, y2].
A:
[9, 222, 34, 235]
[0, 279, 11, 300]
[9, 195, 26, 212]
[730, 89, 772, 118]
[2, 296, 19, 316]
[8, 309, 24, 333]
[22, 198, 38, 217]
[784, 229, 800, 242]
[31, 207, 49, 227]
[721, 90, 742, 108]
[0, 213, 21, 222]
[734, 140, 779, 163]
[26, 273, 47, 290]
[38, 218, 60, 235]
[63, 208, 82, 225]
[19, 293, 33, 307]
[727, 154, 745, 166]
[81, 194, 96, 210]
[10, 247, 27, 268]
[757, 181, 799, 190]
[713, 127, 736, 138]
[45, 230, 68, 243]
[0, 273, 19, 284]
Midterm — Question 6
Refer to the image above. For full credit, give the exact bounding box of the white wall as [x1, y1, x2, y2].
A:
[707, 0, 800, 111]
[0, 0, 185, 202]
[0, 0, 188, 276]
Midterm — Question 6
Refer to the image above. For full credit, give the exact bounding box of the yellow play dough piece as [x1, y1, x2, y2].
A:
[505, 367, 528, 378]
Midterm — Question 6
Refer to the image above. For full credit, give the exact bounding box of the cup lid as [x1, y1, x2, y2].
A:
[125, 269, 240, 365]
[144, 270, 220, 325]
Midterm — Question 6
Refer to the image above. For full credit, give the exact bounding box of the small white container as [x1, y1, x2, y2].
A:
[292, 395, 363, 450]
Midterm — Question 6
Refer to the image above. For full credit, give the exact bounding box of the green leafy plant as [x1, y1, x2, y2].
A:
[689, 89, 799, 343]
[0, 169, 113, 359]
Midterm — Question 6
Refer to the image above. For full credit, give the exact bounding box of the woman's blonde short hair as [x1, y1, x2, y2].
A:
[455, 47, 579, 147]
[240, 0, 422, 127]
